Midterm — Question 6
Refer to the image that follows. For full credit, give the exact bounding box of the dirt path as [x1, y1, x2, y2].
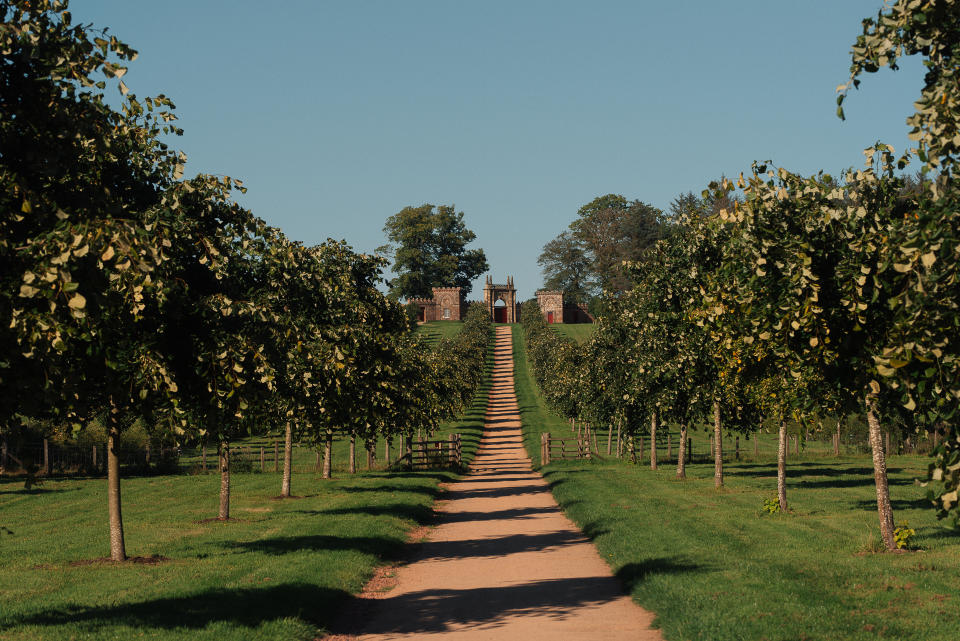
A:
[332, 325, 662, 640]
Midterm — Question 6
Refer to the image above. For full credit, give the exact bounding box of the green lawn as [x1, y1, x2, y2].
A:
[415, 320, 464, 349]
[0, 329, 494, 641]
[552, 323, 596, 343]
[512, 325, 960, 641]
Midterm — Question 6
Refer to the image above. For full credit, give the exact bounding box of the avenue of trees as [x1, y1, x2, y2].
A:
[0, 0, 491, 561]
[526, 0, 960, 549]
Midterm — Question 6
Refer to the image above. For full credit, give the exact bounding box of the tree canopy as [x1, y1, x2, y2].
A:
[380, 204, 488, 299]
[538, 194, 665, 301]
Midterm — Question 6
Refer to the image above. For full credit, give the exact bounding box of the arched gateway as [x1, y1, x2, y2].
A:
[483, 275, 517, 324]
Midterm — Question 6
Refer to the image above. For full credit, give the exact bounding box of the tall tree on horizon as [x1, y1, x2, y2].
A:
[538, 194, 666, 300]
[380, 204, 488, 300]
[536, 231, 592, 302]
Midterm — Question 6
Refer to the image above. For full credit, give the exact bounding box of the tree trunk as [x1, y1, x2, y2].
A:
[616, 421, 622, 458]
[280, 421, 293, 498]
[835, 415, 843, 456]
[650, 411, 658, 470]
[628, 434, 636, 464]
[107, 399, 126, 561]
[866, 391, 896, 551]
[366, 439, 374, 470]
[323, 429, 333, 479]
[607, 423, 613, 456]
[218, 441, 231, 521]
[201, 441, 207, 471]
[713, 400, 723, 488]
[348, 434, 356, 474]
[676, 423, 687, 479]
[385, 437, 392, 465]
[777, 419, 788, 512]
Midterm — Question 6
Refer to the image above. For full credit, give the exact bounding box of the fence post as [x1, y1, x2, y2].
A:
[687, 438, 692, 464]
[274, 441, 279, 472]
[201, 443, 207, 471]
[667, 433, 672, 460]
[735, 436, 740, 461]
[755, 436, 759, 459]
[448, 434, 455, 465]
[43, 438, 50, 475]
[260, 446, 265, 472]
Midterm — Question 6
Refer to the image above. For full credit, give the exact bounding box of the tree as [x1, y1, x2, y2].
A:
[538, 194, 665, 301]
[537, 231, 592, 302]
[381, 204, 488, 299]
[839, 0, 960, 527]
[571, 194, 665, 293]
[3, 0, 184, 561]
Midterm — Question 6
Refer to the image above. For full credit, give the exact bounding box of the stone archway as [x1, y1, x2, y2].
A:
[483, 275, 517, 323]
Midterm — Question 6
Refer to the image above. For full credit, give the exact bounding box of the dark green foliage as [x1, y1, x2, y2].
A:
[381, 204, 488, 299]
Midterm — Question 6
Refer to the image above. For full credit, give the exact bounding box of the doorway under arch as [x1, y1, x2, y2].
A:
[493, 298, 507, 323]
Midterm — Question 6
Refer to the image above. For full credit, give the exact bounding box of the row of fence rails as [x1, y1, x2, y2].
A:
[541, 432, 597, 465]
[0, 439, 181, 476]
[394, 434, 462, 470]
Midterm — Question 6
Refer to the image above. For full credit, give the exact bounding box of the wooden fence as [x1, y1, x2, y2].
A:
[394, 434, 462, 469]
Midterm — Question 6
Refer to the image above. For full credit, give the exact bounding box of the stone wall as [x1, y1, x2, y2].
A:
[432, 287, 465, 321]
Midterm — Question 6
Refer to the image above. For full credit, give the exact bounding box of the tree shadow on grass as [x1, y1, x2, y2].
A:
[0, 485, 79, 496]
[297, 503, 435, 524]
[13, 584, 348, 632]
[727, 463, 880, 478]
[615, 557, 707, 594]
[222, 533, 405, 558]
[853, 497, 932, 511]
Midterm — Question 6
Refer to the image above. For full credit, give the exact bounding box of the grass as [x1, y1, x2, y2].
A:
[0, 471, 448, 640]
[512, 324, 960, 641]
[552, 323, 595, 343]
[415, 320, 464, 349]
[0, 328, 495, 641]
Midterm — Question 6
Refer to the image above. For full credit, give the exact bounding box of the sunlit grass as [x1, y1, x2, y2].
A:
[512, 324, 960, 641]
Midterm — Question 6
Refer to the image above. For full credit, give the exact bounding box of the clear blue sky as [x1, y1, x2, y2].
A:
[73, 0, 924, 300]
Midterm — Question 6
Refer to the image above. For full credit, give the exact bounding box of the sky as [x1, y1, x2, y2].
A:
[71, 0, 925, 300]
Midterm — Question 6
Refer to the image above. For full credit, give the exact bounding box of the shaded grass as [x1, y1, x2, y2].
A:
[512, 325, 960, 641]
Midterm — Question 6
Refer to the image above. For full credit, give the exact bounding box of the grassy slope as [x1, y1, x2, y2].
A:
[512, 325, 960, 641]
[0, 328, 495, 641]
[551, 322, 596, 343]
[415, 321, 464, 349]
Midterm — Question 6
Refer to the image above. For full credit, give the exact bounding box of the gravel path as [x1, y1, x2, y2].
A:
[333, 325, 662, 640]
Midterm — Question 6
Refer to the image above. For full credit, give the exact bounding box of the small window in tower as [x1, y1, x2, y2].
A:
[443, 308, 451, 319]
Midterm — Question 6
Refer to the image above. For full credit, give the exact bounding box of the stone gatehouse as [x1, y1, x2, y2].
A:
[536, 289, 594, 324]
[408, 287, 466, 322]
